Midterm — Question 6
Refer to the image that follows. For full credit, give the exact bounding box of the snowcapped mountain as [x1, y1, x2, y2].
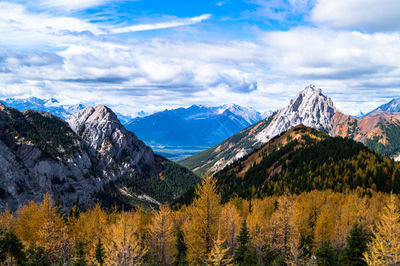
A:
[0, 97, 84, 119]
[0, 97, 133, 123]
[125, 104, 263, 159]
[217, 104, 262, 124]
[366, 97, 400, 115]
[255, 85, 336, 143]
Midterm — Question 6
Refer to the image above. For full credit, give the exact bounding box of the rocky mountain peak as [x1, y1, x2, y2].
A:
[255, 85, 336, 143]
[67, 105, 159, 179]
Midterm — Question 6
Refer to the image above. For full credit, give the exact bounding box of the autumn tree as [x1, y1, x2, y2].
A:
[69, 203, 108, 264]
[104, 211, 147, 266]
[183, 174, 221, 264]
[267, 194, 296, 256]
[364, 194, 400, 265]
[148, 205, 175, 266]
[219, 202, 241, 257]
[209, 228, 232, 266]
[247, 197, 276, 265]
[36, 194, 72, 264]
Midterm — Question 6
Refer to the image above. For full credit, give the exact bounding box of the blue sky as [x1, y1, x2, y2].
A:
[1, 0, 400, 116]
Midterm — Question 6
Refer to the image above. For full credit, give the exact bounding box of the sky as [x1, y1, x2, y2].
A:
[1, 0, 400, 116]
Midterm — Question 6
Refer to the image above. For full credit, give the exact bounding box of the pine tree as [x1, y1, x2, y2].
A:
[316, 241, 337, 266]
[339, 223, 368, 266]
[95, 238, 106, 266]
[73, 240, 88, 266]
[0, 230, 26, 265]
[364, 194, 400, 265]
[175, 230, 188, 266]
[25, 244, 51, 266]
[234, 220, 251, 265]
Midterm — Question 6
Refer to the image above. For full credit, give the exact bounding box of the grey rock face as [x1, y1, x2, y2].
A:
[67, 105, 160, 180]
[255, 85, 336, 143]
[0, 104, 99, 211]
[0, 103, 161, 211]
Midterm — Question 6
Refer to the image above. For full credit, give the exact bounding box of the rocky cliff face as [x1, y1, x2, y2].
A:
[0, 103, 99, 211]
[0, 104, 199, 211]
[67, 105, 160, 180]
[255, 85, 336, 143]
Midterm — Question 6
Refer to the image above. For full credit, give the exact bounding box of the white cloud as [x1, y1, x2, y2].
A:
[311, 0, 400, 31]
[39, 0, 111, 11]
[111, 14, 212, 34]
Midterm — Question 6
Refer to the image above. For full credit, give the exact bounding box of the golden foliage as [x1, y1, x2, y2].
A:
[148, 205, 175, 266]
[104, 211, 147, 266]
[183, 174, 221, 265]
[364, 194, 400, 265]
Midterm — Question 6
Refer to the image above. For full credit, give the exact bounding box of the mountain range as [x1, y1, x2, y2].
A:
[180, 85, 400, 176]
[0, 97, 134, 124]
[0, 103, 199, 211]
[124, 104, 264, 160]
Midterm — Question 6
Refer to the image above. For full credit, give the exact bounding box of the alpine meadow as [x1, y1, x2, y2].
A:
[2, 0, 400, 265]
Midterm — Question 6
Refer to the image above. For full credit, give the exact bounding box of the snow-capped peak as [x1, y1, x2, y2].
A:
[254, 85, 336, 143]
[217, 104, 262, 124]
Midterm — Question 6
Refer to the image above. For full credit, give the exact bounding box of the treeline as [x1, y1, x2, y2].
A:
[216, 135, 400, 201]
[1, 177, 400, 265]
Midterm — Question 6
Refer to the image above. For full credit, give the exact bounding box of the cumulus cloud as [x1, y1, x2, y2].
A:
[311, 0, 400, 32]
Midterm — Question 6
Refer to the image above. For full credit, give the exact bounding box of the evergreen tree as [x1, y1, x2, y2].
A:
[25, 244, 51, 266]
[0, 230, 26, 265]
[175, 230, 188, 266]
[234, 220, 252, 265]
[339, 223, 368, 266]
[95, 238, 106, 266]
[316, 241, 337, 266]
[73, 240, 88, 266]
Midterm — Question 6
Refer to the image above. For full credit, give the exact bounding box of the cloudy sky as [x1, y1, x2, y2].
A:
[0, 0, 400, 116]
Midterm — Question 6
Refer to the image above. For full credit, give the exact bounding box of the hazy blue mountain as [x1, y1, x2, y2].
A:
[125, 104, 262, 160]
[0, 97, 132, 123]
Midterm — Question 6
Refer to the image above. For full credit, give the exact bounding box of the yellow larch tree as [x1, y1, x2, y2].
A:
[14, 200, 41, 245]
[0, 205, 14, 232]
[183, 174, 221, 265]
[36, 194, 73, 265]
[247, 196, 276, 265]
[148, 205, 175, 266]
[364, 194, 400, 265]
[69, 203, 108, 264]
[104, 211, 147, 266]
[208, 227, 233, 266]
[219, 202, 241, 257]
[267, 194, 297, 255]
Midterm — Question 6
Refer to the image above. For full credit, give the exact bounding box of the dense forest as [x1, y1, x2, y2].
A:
[215, 126, 400, 202]
[0, 176, 400, 265]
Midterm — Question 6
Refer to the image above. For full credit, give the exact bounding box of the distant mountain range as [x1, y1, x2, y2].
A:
[124, 104, 265, 160]
[0, 103, 199, 211]
[0, 97, 134, 124]
[180, 85, 400, 175]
